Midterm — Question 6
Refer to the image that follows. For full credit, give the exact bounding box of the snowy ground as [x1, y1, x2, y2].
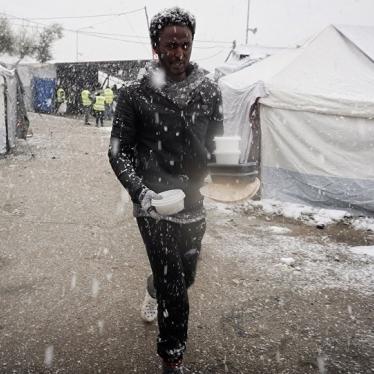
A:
[0, 113, 373, 373]
[205, 202, 374, 296]
[240, 199, 374, 232]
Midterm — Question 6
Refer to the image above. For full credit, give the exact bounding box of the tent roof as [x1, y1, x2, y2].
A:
[335, 24, 374, 61]
[0, 53, 39, 66]
[220, 25, 374, 117]
[212, 45, 293, 80]
[233, 44, 288, 59]
[0, 63, 16, 78]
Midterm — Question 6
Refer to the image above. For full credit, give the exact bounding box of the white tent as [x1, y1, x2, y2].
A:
[210, 45, 291, 82]
[219, 25, 374, 215]
[0, 65, 17, 155]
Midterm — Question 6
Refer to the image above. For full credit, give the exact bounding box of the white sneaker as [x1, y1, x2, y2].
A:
[140, 291, 158, 322]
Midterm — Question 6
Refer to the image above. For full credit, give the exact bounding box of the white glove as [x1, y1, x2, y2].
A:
[139, 189, 163, 220]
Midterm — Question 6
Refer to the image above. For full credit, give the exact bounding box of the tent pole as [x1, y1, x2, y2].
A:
[144, 6, 155, 59]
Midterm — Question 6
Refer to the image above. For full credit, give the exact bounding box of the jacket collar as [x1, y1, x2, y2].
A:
[142, 61, 206, 109]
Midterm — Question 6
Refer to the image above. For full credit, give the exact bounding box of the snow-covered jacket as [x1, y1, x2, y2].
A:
[108, 62, 223, 211]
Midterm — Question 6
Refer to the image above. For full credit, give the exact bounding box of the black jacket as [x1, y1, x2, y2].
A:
[108, 63, 224, 211]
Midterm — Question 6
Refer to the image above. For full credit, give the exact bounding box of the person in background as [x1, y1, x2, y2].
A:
[104, 85, 114, 120]
[111, 84, 118, 98]
[108, 7, 223, 373]
[80, 87, 92, 125]
[111, 84, 118, 113]
[93, 91, 105, 127]
[56, 86, 66, 116]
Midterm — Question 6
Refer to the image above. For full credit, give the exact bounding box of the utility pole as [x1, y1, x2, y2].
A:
[144, 5, 150, 31]
[75, 31, 79, 62]
[245, 0, 257, 45]
[144, 6, 156, 59]
[245, 0, 251, 45]
[75, 26, 93, 62]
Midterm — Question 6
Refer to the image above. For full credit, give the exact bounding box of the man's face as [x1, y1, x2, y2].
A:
[155, 25, 193, 81]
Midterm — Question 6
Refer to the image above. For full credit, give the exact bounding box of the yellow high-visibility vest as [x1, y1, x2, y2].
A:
[81, 90, 92, 107]
[57, 88, 65, 103]
[104, 88, 114, 104]
[93, 95, 105, 112]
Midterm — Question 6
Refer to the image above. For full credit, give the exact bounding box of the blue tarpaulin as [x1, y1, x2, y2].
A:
[33, 78, 56, 113]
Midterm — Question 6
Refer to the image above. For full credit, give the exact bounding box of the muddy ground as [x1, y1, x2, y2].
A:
[0, 113, 373, 373]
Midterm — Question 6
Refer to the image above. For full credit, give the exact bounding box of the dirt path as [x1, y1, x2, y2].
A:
[0, 114, 373, 373]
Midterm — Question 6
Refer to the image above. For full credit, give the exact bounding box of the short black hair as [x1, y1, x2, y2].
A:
[149, 7, 196, 48]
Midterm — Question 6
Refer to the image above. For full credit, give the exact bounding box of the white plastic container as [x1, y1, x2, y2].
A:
[214, 151, 241, 165]
[152, 189, 186, 215]
[214, 136, 241, 153]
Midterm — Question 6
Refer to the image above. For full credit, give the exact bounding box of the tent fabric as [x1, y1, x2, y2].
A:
[262, 89, 374, 119]
[261, 167, 374, 215]
[219, 81, 267, 163]
[213, 57, 255, 81]
[6, 76, 17, 149]
[260, 63, 374, 214]
[213, 46, 289, 81]
[260, 106, 374, 214]
[0, 65, 18, 155]
[262, 26, 374, 117]
[335, 25, 374, 62]
[233, 45, 287, 60]
[0, 63, 29, 154]
[220, 48, 300, 91]
[0, 76, 6, 155]
[218, 24, 374, 215]
[261, 107, 374, 180]
[220, 25, 374, 118]
[17, 64, 56, 111]
[218, 48, 301, 161]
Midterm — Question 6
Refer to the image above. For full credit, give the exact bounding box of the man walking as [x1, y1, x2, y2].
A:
[108, 7, 223, 373]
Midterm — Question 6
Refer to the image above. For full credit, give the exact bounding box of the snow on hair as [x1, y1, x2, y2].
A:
[149, 7, 196, 48]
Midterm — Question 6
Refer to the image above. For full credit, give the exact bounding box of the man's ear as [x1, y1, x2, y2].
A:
[152, 47, 161, 61]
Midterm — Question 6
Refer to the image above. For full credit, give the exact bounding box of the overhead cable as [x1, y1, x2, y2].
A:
[27, 8, 145, 20]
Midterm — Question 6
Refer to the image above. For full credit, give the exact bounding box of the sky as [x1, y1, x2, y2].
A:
[1, 0, 374, 71]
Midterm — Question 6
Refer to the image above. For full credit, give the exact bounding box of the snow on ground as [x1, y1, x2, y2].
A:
[258, 225, 292, 235]
[240, 198, 374, 231]
[352, 217, 374, 231]
[100, 126, 112, 133]
[204, 199, 236, 215]
[349, 246, 374, 257]
[205, 201, 374, 296]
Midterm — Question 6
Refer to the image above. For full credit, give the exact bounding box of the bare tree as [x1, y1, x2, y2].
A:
[35, 24, 63, 63]
[0, 17, 63, 63]
[15, 28, 38, 60]
[0, 17, 15, 55]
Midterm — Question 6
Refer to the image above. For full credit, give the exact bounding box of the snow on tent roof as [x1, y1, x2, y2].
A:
[335, 24, 374, 61]
[0, 64, 15, 77]
[233, 44, 288, 59]
[220, 25, 374, 117]
[220, 47, 301, 90]
[0, 53, 39, 66]
[211, 45, 293, 79]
